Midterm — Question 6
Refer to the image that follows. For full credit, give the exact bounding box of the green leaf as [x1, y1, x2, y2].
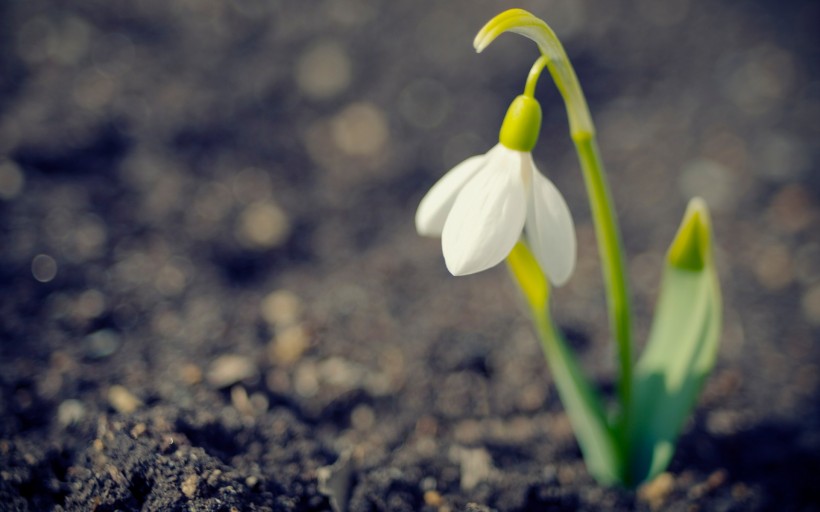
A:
[628, 198, 722, 484]
[507, 243, 621, 484]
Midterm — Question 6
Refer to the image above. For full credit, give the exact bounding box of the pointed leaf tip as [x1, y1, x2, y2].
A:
[667, 197, 712, 271]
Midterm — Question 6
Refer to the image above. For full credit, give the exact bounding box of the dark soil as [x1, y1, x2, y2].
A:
[2, 1, 819, 511]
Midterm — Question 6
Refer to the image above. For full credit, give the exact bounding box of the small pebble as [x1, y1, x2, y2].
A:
[207, 355, 257, 389]
[548, 413, 575, 445]
[107, 385, 142, 415]
[319, 357, 364, 389]
[424, 490, 444, 507]
[420, 476, 438, 492]
[207, 469, 222, 487]
[130, 423, 146, 438]
[266, 368, 291, 394]
[638, 472, 675, 510]
[688, 469, 728, 499]
[517, 382, 547, 411]
[160, 435, 177, 454]
[451, 447, 493, 492]
[74, 289, 106, 320]
[249, 392, 269, 413]
[260, 289, 303, 327]
[57, 399, 86, 427]
[350, 404, 375, 431]
[237, 201, 290, 249]
[107, 464, 127, 486]
[181, 474, 200, 498]
[269, 324, 309, 366]
[557, 465, 578, 486]
[453, 419, 481, 444]
[230, 385, 254, 416]
[293, 362, 319, 397]
[180, 363, 203, 385]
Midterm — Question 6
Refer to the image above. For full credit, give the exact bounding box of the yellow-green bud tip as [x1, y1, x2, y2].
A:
[499, 95, 542, 152]
[667, 197, 713, 271]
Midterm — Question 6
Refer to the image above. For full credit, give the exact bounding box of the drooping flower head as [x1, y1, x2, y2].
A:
[415, 91, 576, 286]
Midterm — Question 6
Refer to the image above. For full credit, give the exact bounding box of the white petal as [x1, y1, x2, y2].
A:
[442, 146, 528, 275]
[524, 158, 576, 286]
[415, 154, 486, 237]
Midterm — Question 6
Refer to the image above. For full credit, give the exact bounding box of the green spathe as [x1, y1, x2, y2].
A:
[499, 95, 542, 152]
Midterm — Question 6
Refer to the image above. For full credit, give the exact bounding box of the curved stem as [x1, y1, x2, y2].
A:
[477, 9, 634, 479]
[475, 9, 594, 137]
[524, 55, 550, 98]
[551, 54, 634, 474]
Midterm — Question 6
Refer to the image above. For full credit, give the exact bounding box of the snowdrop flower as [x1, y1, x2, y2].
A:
[415, 94, 576, 285]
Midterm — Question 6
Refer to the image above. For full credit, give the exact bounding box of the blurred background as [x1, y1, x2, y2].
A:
[1, 0, 819, 510]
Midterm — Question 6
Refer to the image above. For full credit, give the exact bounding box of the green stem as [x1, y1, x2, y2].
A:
[536, 30, 634, 463]
[573, 133, 633, 459]
[530, 58, 634, 478]
[476, 8, 635, 483]
[515, 21, 635, 458]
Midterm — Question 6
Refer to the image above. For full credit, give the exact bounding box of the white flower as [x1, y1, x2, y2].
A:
[415, 142, 576, 285]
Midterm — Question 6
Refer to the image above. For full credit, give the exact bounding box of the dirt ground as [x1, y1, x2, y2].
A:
[1, 0, 819, 510]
